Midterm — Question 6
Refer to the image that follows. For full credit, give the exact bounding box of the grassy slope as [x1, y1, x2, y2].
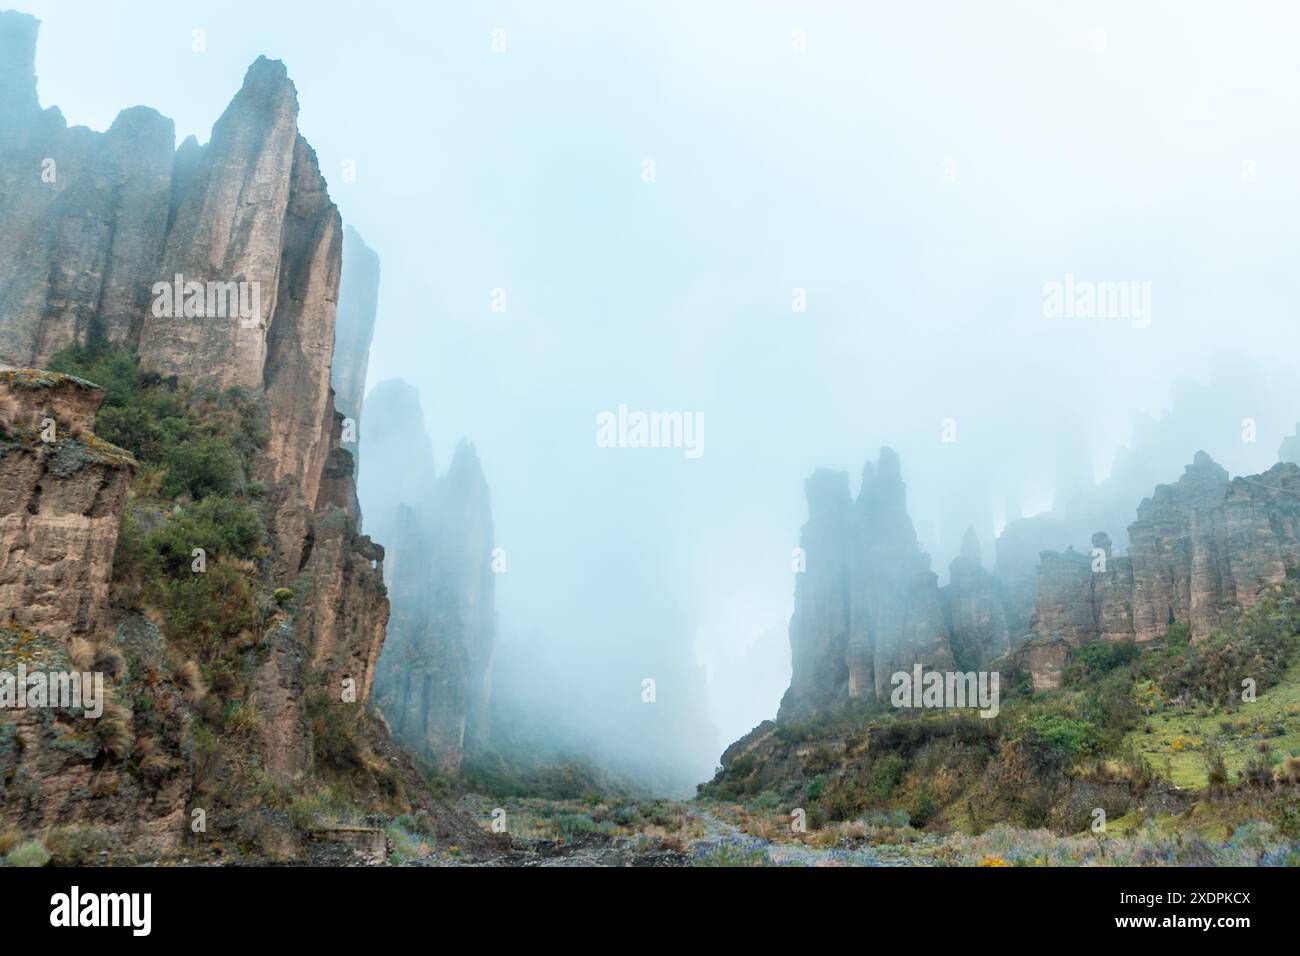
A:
[697, 583, 1300, 861]
[1124, 661, 1300, 790]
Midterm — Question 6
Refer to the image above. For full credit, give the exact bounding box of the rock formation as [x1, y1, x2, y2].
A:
[354, 378, 436, 549]
[361, 382, 499, 774]
[0, 371, 133, 641]
[333, 226, 381, 450]
[775, 442, 1300, 709]
[0, 12, 389, 835]
[1014, 453, 1300, 688]
[944, 527, 1010, 671]
[0, 17, 340, 516]
[779, 449, 955, 720]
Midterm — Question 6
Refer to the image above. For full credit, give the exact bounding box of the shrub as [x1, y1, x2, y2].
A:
[1019, 714, 1102, 765]
[156, 562, 260, 662]
[160, 435, 244, 499]
[307, 693, 363, 771]
[1203, 743, 1229, 787]
[3, 840, 50, 867]
[1066, 640, 1140, 683]
[911, 785, 938, 829]
[147, 495, 265, 573]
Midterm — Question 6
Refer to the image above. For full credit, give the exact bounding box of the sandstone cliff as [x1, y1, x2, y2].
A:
[0, 12, 394, 849]
[0, 16, 340, 516]
[1015, 453, 1300, 688]
[0, 371, 133, 641]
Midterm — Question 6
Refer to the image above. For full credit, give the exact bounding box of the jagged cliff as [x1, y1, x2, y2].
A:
[0, 12, 400, 852]
[1017, 452, 1300, 688]
[775, 444, 1300, 717]
[360, 380, 498, 775]
[944, 527, 1010, 671]
[780, 450, 954, 719]
[0, 14, 340, 514]
[332, 226, 380, 446]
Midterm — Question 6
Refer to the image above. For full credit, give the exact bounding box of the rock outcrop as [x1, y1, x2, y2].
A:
[944, 527, 1010, 671]
[0, 16, 340, 518]
[354, 378, 436, 548]
[0, 371, 133, 641]
[779, 449, 955, 720]
[333, 226, 380, 448]
[361, 382, 499, 775]
[0, 13, 389, 818]
[1013, 453, 1300, 688]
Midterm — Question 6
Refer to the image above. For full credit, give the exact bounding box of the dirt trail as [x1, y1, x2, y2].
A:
[686, 808, 936, 866]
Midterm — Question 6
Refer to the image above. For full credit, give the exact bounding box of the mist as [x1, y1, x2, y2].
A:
[22, 0, 1300, 792]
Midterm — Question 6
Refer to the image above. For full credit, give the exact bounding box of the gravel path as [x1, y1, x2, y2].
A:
[686, 808, 938, 866]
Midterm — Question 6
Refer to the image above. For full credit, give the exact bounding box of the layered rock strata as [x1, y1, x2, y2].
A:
[1015, 453, 1300, 688]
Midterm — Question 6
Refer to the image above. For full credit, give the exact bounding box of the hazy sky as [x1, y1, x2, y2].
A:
[19, 0, 1300, 777]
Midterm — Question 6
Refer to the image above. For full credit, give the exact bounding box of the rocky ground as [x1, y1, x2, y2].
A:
[344, 792, 1300, 867]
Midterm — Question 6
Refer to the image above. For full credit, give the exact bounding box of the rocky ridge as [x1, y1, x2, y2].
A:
[779, 446, 1300, 712]
[1018, 453, 1300, 688]
[0, 11, 426, 855]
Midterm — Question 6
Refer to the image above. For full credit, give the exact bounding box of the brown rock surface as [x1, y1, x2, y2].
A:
[1016, 453, 1300, 688]
[0, 18, 344, 520]
[0, 372, 132, 641]
[0, 15, 395, 832]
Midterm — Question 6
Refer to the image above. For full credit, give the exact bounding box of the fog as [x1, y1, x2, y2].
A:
[26, 0, 1300, 792]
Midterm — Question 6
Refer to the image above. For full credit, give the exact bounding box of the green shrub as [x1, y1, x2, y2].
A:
[147, 495, 265, 573]
[307, 693, 363, 772]
[46, 342, 142, 407]
[1066, 640, 1140, 683]
[156, 562, 260, 662]
[910, 785, 938, 829]
[160, 435, 244, 499]
[1203, 742, 1229, 787]
[3, 840, 50, 867]
[1019, 714, 1102, 765]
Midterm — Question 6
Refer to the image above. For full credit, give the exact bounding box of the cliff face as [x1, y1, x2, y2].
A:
[0, 373, 194, 849]
[361, 382, 498, 774]
[0, 12, 389, 836]
[774, 444, 1300, 714]
[1016, 453, 1300, 688]
[944, 527, 1010, 671]
[333, 227, 380, 445]
[779, 449, 955, 720]
[0, 19, 338, 516]
[0, 371, 133, 641]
